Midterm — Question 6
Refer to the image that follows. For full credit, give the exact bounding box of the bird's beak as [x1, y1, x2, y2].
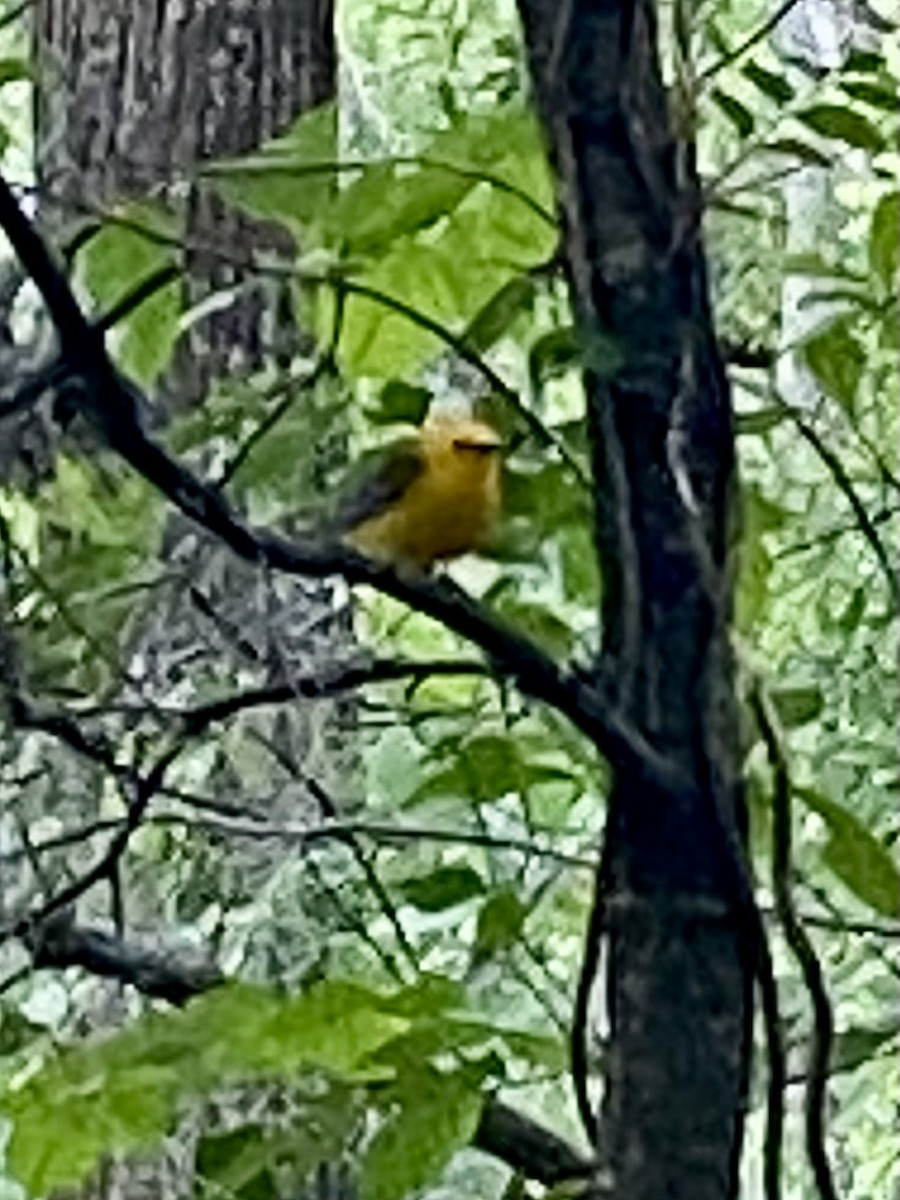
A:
[453, 438, 504, 453]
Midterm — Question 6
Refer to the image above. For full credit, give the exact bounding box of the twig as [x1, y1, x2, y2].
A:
[752, 689, 839, 1200]
[0, 0, 33, 32]
[0, 172, 684, 801]
[39, 185, 589, 488]
[697, 0, 808, 85]
[94, 263, 182, 333]
[201, 152, 559, 231]
[244, 726, 419, 981]
[775, 395, 899, 607]
[216, 278, 345, 488]
[7, 811, 597, 871]
[171, 656, 491, 730]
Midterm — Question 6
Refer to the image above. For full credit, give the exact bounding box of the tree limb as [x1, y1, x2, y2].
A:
[0, 172, 686, 798]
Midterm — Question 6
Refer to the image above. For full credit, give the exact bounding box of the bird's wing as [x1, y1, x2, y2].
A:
[331, 437, 425, 533]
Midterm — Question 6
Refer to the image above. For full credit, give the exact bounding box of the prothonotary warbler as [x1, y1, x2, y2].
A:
[333, 413, 503, 572]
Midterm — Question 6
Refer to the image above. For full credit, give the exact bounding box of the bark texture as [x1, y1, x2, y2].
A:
[26, 4, 345, 1197]
[517, 3, 753, 1198]
[34, 0, 334, 397]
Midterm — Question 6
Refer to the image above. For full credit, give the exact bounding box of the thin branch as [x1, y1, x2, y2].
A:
[774, 505, 898, 560]
[201, 152, 559, 231]
[217, 276, 346, 488]
[243, 726, 419, 981]
[40, 185, 589, 488]
[6, 811, 597, 871]
[697, 0, 808, 85]
[170, 656, 492, 730]
[94, 263, 182, 333]
[9, 904, 589, 1185]
[216, 353, 335, 487]
[325, 273, 588, 486]
[0, 0, 33, 32]
[3, 730, 184, 939]
[752, 689, 839, 1200]
[775, 396, 900, 607]
[0, 173, 684, 801]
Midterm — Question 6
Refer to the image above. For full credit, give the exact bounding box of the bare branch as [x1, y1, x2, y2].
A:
[0, 174, 686, 798]
[24, 907, 222, 1004]
[753, 690, 839, 1200]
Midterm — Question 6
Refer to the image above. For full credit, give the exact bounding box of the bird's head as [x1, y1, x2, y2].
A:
[421, 415, 504, 467]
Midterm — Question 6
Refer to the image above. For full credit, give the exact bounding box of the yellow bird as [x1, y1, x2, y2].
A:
[333, 414, 503, 572]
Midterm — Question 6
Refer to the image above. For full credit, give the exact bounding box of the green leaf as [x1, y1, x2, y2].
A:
[28, 458, 165, 692]
[842, 50, 884, 74]
[559, 523, 601, 604]
[0, 56, 33, 86]
[372, 1010, 563, 1075]
[839, 80, 899, 112]
[2, 981, 406, 1195]
[0, 1008, 44, 1056]
[869, 192, 899, 291]
[783, 252, 864, 281]
[735, 486, 786, 633]
[763, 139, 832, 168]
[215, 107, 554, 378]
[742, 62, 795, 105]
[803, 319, 865, 411]
[837, 586, 866, 634]
[329, 110, 554, 377]
[494, 597, 575, 657]
[829, 1025, 899, 1074]
[399, 865, 486, 911]
[377, 974, 467, 1018]
[76, 203, 182, 388]
[465, 275, 538, 352]
[503, 461, 586, 525]
[736, 408, 787, 436]
[195, 1127, 278, 1200]
[360, 1068, 483, 1200]
[407, 733, 575, 809]
[473, 889, 527, 963]
[769, 685, 824, 728]
[204, 103, 338, 235]
[339, 108, 553, 263]
[528, 324, 585, 388]
[797, 285, 872, 311]
[324, 161, 475, 259]
[711, 89, 755, 138]
[5, 1058, 181, 1196]
[195, 1085, 357, 1198]
[369, 381, 432, 425]
[795, 105, 885, 152]
[797, 789, 900, 918]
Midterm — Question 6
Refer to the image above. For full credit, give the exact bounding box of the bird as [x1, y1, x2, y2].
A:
[332, 413, 503, 572]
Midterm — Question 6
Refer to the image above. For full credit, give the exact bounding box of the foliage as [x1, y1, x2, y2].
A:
[2, 975, 561, 1197]
[0, 0, 897, 1198]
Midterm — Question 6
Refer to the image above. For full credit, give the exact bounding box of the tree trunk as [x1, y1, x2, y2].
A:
[29, 3, 346, 1196]
[34, 0, 334, 399]
[517, 3, 753, 1197]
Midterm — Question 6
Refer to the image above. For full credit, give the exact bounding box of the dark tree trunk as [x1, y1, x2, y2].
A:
[517, 3, 753, 1198]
